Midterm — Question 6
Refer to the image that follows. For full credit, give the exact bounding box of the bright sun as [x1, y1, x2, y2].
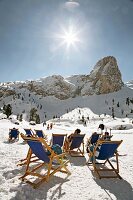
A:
[62, 29, 79, 48]
[55, 25, 81, 50]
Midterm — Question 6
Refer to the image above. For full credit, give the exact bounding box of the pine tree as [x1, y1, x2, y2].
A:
[36, 114, 40, 124]
[19, 114, 23, 122]
[29, 108, 37, 121]
[3, 104, 12, 118]
[117, 102, 120, 107]
[17, 114, 19, 120]
[126, 97, 130, 106]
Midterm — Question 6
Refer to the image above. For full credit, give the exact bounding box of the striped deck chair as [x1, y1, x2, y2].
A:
[19, 135, 71, 188]
[68, 134, 85, 157]
[8, 128, 19, 142]
[51, 134, 67, 151]
[88, 140, 123, 179]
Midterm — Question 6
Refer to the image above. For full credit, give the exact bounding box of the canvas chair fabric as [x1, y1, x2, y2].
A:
[68, 134, 85, 157]
[90, 134, 100, 145]
[34, 129, 44, 138]
[52, 134, 67, 148]
[24, 129, 34, 136]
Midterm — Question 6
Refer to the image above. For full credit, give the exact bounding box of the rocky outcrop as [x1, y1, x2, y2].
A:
[80, 56, 124, 95]
[26, 75, 76, 100]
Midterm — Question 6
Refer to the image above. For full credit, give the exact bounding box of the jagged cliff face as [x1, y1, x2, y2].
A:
[87, 56, 124, 95]
[0, 56, 124, 100]
[67, 56, 124, 96]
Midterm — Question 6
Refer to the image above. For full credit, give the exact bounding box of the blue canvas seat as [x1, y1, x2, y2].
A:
[88, 140, 123, 179]
[19, 135, 71, 188]
[90, 133, 100, 145]
[8, 128, 19, 142]
[68, 134, 85, 157]
[34, 129, 45, 138]
[24, 128, 34, 136]
[51, 133, 67, 148]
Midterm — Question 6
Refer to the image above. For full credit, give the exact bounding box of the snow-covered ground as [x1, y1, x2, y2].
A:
[0, 108, 133, 200]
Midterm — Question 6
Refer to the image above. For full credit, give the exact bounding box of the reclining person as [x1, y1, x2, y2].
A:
[64, 129, 81, 151]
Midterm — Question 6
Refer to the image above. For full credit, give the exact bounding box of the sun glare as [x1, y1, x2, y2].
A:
[62, 30, 79, 47]
[55, 25, 81, 50]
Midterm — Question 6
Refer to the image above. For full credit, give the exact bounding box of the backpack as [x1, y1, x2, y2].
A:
[47, 144, 62, 155]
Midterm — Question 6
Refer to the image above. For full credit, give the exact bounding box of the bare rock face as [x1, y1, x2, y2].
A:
[88, 56, 124, 94]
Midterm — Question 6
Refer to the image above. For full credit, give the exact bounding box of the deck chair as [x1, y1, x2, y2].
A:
[88, 140, 123, 179]
[34, 129, 45, 138]
[68, 134, 85, 157]
[51, 134, 67, 150]
[24, 128, 34, 137]
[8, 128, 19, 142]
[90, 133, 100, 145]
[19, 135, 71, 189]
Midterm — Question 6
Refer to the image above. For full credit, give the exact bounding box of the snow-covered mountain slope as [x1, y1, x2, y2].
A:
[125, 80, 133, 89]
[0, 84, 133, 122]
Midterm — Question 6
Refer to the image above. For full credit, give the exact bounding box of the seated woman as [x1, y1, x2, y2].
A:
[64, 129, 81, 151]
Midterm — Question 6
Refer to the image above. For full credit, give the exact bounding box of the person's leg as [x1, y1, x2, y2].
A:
[88, 145, 95, 162]
[63, 138, 69, 152]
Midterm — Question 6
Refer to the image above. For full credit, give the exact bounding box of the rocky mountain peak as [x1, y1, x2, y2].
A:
[88, 56, 124, 94]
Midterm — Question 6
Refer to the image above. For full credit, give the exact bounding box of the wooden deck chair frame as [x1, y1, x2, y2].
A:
[68, 134, 85, 157]
[88, 140, 123, 179]
[52, 134, 67, 151]
[19, 135, 71, 189]
[8, 128, 19, 142]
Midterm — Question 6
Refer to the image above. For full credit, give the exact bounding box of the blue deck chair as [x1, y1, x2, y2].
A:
[88, 140, 123, 179]
[69, 134, 85, 157]
[19, 135, 71, 189]
[52, 134, 67, 149]
[34, 129, 44, 138]
[90, 133, 100, 145]
[8, 128, 19, 142]
[24, 128, 34, 137]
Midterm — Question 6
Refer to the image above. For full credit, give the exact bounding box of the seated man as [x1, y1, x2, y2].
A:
[64, 129, 81, 151]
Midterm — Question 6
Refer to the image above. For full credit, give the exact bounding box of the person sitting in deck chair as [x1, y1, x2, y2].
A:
[101, 131, 112, 141]
[64, 129, 81, 151]
[86, 132, 100, 153]
[9, 128, 19, 142]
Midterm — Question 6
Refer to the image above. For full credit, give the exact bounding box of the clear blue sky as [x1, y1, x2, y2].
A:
[0, 0, 133, 82]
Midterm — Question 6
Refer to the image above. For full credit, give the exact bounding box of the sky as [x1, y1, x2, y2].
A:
[0, 0, 133, 83]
